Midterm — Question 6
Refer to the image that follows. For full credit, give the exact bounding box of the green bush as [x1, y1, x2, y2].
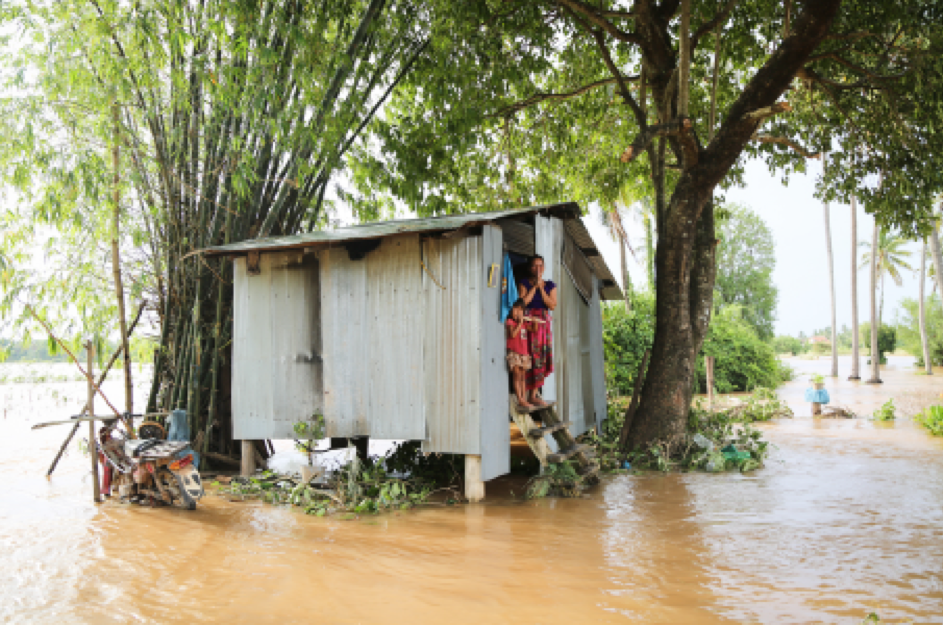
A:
[897, 294, 943, 366]
[602, 292, 655, 397]
[915, 405, 943, 436]
[773, 335, 804, 355]
[859, 322, 897, 363]
[697, 305, 792, 393]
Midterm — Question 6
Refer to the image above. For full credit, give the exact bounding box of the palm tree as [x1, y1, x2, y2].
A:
[867, 222, 882, 384]
[823, 158, 838, 377]
[919, 240, 933, 374]
[858, 228, 914, 329]
[928, 199, 943, 307]
[849, 195, 861, 380]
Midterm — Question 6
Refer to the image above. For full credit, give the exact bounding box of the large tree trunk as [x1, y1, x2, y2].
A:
[867, 222, 882, 383]
[623, 0, 842, 450]
[823, 154, 838, 377]
[849, 196, 860, 380]
[919, 240, 933, 374]
[627, 179, 714, 448]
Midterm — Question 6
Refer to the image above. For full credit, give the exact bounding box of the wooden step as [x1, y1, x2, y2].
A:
[546, 444, 593, 464]
[515, 401, 556, 415]
[528, 421, 572, 439]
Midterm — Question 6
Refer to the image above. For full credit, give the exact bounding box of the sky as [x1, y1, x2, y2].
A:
[583, 157, 926, 338]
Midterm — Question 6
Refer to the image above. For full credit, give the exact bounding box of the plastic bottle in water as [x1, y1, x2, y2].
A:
[692, 433, 714, 451]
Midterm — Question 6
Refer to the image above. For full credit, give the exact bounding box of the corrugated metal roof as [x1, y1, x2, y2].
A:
[205, 202, 623, 300]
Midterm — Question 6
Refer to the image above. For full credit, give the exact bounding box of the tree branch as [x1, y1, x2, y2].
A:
[555, 0, 643, 45]
[690, 0, 739, 55]
[620, 119, 694, 163]
[588, 28, 647, 125]
[751, 133, 820, 159]
[744, 101, 792, 121]
[492, 77, 635, 118]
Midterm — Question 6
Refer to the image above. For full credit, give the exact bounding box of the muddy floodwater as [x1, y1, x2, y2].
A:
[2, 357, 942, 623]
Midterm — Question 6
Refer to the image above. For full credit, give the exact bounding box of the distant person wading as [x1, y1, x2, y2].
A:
[517, 255, 557, 406]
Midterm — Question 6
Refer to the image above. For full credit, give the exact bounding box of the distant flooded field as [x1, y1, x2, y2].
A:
[1, 357, 941, 623]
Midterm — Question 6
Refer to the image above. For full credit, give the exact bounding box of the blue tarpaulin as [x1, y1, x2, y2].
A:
[804, 388, 830, 404]
[500, 252, 516, 321]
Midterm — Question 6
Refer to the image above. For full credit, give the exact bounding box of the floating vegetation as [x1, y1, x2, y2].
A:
[915, 405, 943, 436]
[217, 442, 463, 516]
[872, 398, 897, 421]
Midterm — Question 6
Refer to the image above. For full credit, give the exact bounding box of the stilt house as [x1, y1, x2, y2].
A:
[204, 203, 622, 496]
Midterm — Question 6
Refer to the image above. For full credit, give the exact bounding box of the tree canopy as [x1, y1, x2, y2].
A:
[715, 203, 778, 340]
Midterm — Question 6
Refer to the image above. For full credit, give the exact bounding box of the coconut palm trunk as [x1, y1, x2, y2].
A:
[867, 222, 882, 383]
[849, 196, 860, 380]
[919, 240, 932, 374]
[823, 155, 838, 377]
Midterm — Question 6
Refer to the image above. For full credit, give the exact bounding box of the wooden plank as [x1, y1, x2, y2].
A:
[546, 444, 593, 464]
[527, 421, 573, 438]
[465, 454, 485, 502]
[508, 397, 550, 466]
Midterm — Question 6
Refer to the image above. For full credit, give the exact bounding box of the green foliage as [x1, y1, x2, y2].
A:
[773, 335, 804, 356]
[872, 399, 896, 421]
[715, 203, 779, 340]
[382, 441, 464, 487]
[810, 373, 825, 384]
[812, 341, 833, 355]
[697, 306, 792, 393]
[293, 414, 326, 459]
[602, 292, 655, 396]
[915, 405, 943, 436]
[898, 294, 943, 366]
[860, 323, 898, 363]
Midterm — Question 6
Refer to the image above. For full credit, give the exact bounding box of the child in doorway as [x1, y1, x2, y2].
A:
[506, 299, 533, 408]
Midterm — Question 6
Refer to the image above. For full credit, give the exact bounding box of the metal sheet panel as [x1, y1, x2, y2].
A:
[496, 218, 535, 256]
[558, 267, 589, 435]
[320, 248, 372, 437]
[232, 255, 274, 440]
[269, 252, 323, 439]
[366, 236, 425, 439]
[589, 275, 608, 431]
[479, 225, 510, 481]
[422, 234, 481, 454]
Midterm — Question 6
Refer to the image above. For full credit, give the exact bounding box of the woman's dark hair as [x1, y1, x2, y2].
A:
[529, 254, 544, 266]
[511, 298, 525, 310]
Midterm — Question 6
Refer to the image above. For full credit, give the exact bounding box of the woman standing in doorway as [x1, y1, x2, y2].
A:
[517, 255, 557, 406]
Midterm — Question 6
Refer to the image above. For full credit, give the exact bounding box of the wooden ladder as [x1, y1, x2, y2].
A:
[509, 398, 599, 482]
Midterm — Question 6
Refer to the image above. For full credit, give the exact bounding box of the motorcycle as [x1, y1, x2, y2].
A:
[98, 417, 204, 510]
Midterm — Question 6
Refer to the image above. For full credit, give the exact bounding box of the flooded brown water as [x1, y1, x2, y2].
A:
[2, 357, 943, 623]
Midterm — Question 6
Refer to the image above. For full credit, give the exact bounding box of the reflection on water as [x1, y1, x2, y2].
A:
[2, 359, 943, 623]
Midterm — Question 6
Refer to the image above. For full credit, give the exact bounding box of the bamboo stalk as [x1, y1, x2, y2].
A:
[47, 303, 146, 476]
[112, 99, 134, 416]
[87, 343, 101, 503]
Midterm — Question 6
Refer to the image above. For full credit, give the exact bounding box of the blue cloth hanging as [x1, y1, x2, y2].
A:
[500, 252, 516, 321]
[167, 409, 200, 468]
[804, 388, 830, 404]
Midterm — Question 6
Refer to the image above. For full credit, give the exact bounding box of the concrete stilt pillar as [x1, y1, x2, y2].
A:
[465, 454, 484, 503]
[241, 440, 256, 477]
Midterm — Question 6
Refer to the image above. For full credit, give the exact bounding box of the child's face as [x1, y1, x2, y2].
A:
[513, 306, 523, 320]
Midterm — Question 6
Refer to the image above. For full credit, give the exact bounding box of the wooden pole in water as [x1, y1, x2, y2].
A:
[87, 342, 101, 503]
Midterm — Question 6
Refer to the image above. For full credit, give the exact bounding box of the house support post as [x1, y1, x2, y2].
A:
[241, 440, 256, 477]
[465, 455, 484, 503]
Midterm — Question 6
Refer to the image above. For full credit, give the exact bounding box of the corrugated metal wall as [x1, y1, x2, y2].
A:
[232, 252, 322, 440]
[589, 275, 608, 431]
[320, 236, 426, 439]
[422, 233, 482, 454]
[479, 225, 510, 481]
